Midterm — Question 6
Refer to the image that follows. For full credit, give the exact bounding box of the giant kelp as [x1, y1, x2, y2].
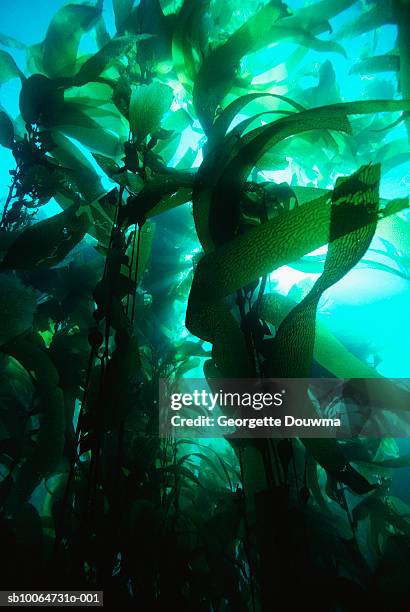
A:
[0, 0, 410, 609]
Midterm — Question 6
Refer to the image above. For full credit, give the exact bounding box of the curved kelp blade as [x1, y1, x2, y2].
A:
[201, 99, 410, 248]
[193, 0, 352, 133]
[1, 206, 90, 269]
[43, 3, 101, 78]
[120, 172, 195, 226]
[206, 92, 304, 152]
[193, 0, 285, 132]
[204, 110, 353, 248]
[267, 164, 380, 378]
[186, 165, 383, 373]
[259, 292, 386, 379]
[288, 232, 410, 280]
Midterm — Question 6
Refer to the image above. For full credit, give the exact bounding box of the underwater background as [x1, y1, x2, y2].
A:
[0, 0, 410, 609]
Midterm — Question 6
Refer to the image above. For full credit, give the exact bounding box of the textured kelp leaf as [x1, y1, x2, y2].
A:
[74, 35, 150, 86]
[0, 49, 24, 85]
[350, 54, 400, 75]
[187, 163, 408, 379]
[43, 3, 101, 78]
[113, 0, 135, 34]
[129, 81, 174, 142]
[259, 292, 386, 379]
[2, 339, 65, 507]
[193, 0, 284, 132]
[288, 243, 410, 280]
[257, 165, 392, 496]
[2, 206, 90, 269]
[184, 196, 315, 375]
[0, 111, 14, 148]
[188, 173, 355, 370]
[120, 172, 194, 225]
[268, 164, 380, 378]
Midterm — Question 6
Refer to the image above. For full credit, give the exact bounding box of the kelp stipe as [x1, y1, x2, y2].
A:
[0, 0, 409, 608]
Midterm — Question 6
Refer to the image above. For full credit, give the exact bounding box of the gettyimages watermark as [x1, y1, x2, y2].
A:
[159, 378, 410, 438]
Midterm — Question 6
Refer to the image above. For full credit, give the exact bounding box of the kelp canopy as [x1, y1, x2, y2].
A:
[0, 0, 410, 609]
